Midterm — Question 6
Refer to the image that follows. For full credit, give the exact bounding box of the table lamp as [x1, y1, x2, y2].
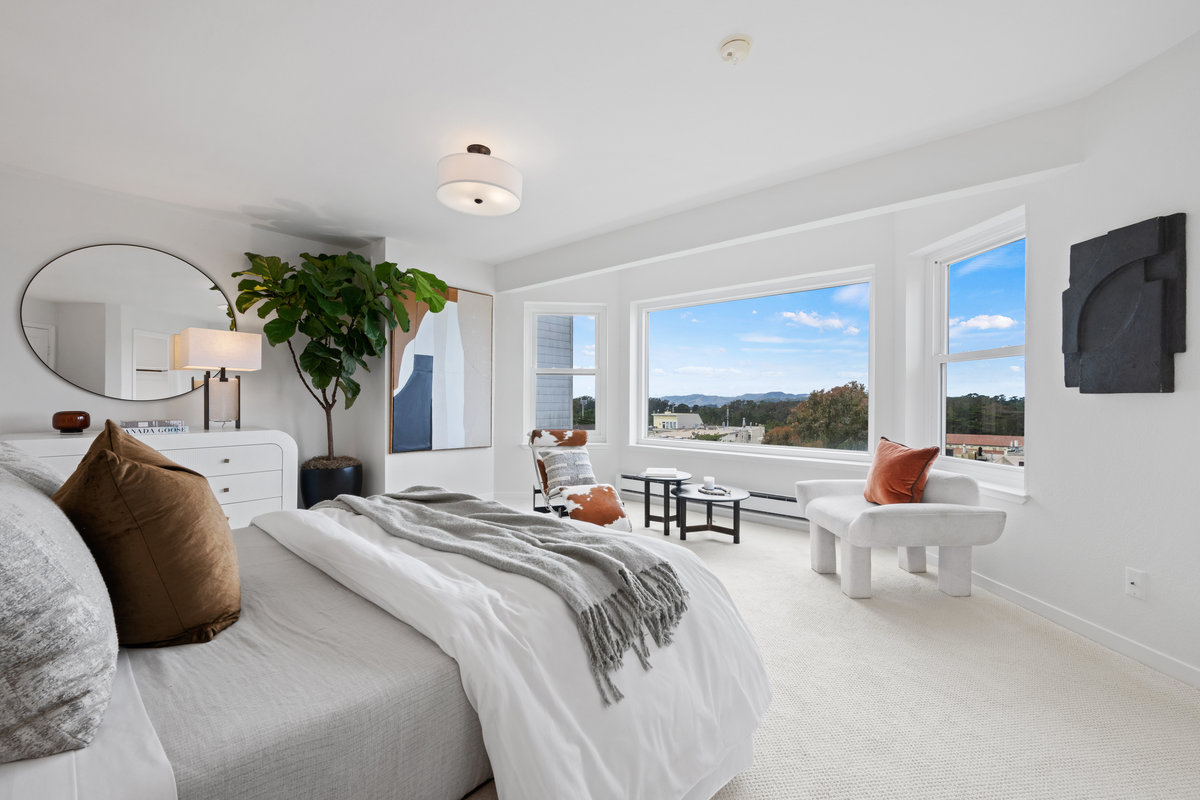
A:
[173, 328, 263, 429]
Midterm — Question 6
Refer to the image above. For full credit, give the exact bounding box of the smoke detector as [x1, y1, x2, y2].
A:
[719, 35, 752, 65]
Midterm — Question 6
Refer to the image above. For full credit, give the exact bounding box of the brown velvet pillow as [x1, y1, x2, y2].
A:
[52, 420, 240, 647]
[863, 437, 940, 505]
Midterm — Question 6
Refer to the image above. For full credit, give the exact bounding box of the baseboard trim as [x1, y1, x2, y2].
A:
[928, 553, 1200, 690]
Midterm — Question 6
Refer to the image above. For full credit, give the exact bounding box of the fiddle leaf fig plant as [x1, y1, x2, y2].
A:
[233, 251, 447, 465]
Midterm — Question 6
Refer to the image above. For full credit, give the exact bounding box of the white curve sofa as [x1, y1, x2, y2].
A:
[795, 471, 1006, 598]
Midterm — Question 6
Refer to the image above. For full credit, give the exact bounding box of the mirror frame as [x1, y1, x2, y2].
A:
[19, 243, 236, 401]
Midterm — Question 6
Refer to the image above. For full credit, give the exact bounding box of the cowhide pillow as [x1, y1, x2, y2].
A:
[561, 484, 632, 532]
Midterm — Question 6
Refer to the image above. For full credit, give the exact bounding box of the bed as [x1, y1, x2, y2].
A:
[0, 436, 770, 800]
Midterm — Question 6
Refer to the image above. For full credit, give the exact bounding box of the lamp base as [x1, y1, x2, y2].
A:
[202, 371, 241, 430]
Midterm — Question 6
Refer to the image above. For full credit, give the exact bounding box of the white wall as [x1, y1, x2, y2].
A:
[493, 33, 1200, 687]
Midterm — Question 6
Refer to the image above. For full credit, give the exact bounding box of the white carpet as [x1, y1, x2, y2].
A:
[631, 509, 1200, 800]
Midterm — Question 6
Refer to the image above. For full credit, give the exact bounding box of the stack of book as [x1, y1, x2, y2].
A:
[643, 467, 680, 478]
[120, 419, 189, 435]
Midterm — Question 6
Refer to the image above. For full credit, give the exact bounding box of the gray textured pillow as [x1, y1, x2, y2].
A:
[0, 470, 118, 764]
[0, 442, 66, 497]
[542, 449, 597, 492]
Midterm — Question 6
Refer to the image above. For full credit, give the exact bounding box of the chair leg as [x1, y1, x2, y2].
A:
[938, 546, 973, 596]
[899, 546, 927, 573]
[810, 524, 836, 574]
[840, 539, 872, 598]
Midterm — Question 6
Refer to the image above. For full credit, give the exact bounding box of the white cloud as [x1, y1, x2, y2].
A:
[781, 310, 844, 331]
[1010, 365, 1022, 372]
[956, 314, 1018, 330]
[832, 283, 870, 308]
[751, 310, 758, 315]
[651, 368, 666, 375]
[740, 334, 788, 344]
[844, 325, 861, 336]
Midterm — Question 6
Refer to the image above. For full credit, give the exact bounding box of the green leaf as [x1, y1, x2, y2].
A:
[275, 305, 303, 322]
[374, 262, 396, 284]
[338, 375, 361, 405]
[314, 293, 347, 317]
[255, 299, 281, 319]
[341, 285, 365, 314]
[393, 302, 409, 331]
[299, 315, 327, 339]
[263, 317, 297, 346]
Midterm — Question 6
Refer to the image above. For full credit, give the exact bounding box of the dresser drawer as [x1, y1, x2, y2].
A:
[207, 470, 282, 505]
[164, 444, 283, 477]
[222, 497, 283, 529]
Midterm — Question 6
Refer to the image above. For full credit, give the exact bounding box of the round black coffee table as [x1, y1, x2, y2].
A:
[673, 484, 750, 544]
[622, 472, 691, 535]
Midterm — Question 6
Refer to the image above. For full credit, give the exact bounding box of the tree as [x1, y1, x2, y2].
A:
[763, 381, 869, 450]
[573, 395, 596, 428]
[233, 252, 447, 462]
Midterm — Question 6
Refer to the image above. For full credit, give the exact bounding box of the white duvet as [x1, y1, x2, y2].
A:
[252, 505, 771, 800]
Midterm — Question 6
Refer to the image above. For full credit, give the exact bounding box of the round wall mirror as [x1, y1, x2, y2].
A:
[20, 244, 235, 401]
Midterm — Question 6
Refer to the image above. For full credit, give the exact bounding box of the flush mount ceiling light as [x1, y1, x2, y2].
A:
[436, 144, 523, 216]
[719, 35, 752, 65]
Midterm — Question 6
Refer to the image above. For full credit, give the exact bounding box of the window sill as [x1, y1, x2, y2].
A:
[632, 438, 873, 466]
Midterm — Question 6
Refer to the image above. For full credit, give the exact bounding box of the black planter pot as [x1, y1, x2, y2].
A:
[300, 464, 364, 508]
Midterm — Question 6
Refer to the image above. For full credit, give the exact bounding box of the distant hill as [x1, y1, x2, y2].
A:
[660, 391, 808, 407]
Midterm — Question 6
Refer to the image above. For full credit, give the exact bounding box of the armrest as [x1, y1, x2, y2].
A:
[795, 479, 866, 514]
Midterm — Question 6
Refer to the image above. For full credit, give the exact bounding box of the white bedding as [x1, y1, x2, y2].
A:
[0, 653, 176, 800]
[252, 506, 772, 800]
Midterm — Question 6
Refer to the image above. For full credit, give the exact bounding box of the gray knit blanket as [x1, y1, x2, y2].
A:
[315, 487, 688, 705]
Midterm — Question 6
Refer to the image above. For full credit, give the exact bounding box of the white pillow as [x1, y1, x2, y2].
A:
[542, 450, 597, 492]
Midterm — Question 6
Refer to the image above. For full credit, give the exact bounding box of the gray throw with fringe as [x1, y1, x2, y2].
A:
[315, 487, 688, 705]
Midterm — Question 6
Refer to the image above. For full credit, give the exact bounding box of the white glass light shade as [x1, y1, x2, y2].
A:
[436, 151, 522, 216]
[208, 377, 239, 423]
[173, 328, 262, 371]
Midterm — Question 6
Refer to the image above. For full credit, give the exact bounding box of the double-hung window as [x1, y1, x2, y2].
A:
[527, 304, 605, 441]
[931, 219, 1026, 472]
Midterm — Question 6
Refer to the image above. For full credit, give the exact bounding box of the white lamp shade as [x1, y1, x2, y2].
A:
[173, 328, 262, 371]
[436, 151, 522, 216]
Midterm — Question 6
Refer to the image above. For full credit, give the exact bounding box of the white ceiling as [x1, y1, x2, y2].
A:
[3, 1, 1200, 266]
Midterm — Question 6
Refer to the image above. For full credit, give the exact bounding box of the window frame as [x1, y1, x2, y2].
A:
[524, 302, 608, 444]
[632, 266, 875, 459]
[925, 209, 1026, 490]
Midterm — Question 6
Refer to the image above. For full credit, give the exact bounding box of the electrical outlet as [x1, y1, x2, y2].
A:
[1125, 567, 1148, 600]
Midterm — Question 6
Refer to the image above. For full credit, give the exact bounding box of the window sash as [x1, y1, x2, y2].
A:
[928, 221, 1026, 475]
[526, 305, 606, 443]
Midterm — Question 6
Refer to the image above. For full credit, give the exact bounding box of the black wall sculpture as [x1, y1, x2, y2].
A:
[1062, 214, 1186, 393]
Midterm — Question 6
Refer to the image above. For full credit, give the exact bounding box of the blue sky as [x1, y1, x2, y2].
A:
[646, 238, 1026, 401]
[945, 238, 1026, 398]
[648, 283, 870, 398]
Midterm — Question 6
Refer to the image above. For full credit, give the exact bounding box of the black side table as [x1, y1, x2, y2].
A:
[673, 484, 751, 544]
[622, 472, 691, 535]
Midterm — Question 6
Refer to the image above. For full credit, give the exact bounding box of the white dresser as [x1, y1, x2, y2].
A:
[1, 428, 298, 528]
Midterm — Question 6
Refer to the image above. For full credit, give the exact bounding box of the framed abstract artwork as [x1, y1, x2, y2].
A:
[390, 286, 493, 453]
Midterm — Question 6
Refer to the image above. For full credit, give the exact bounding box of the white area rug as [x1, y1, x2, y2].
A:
[468, 502, 1200, 799]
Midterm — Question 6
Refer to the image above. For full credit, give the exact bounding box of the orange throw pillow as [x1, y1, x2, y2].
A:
[53, 421, 240, 647]
[863, 437, 940, 504]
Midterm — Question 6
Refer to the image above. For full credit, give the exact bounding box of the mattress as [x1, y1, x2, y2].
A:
[126, 525, 491, 800]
